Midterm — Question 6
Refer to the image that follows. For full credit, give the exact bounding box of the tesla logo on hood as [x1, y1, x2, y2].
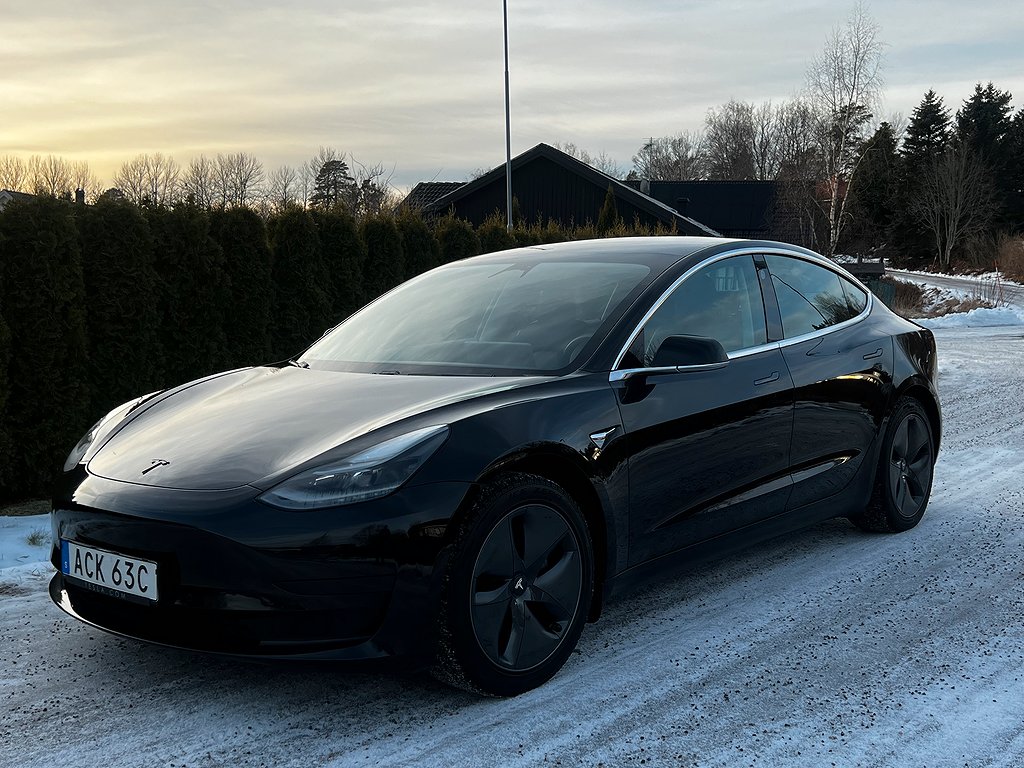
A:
[141, 459, 171, 475]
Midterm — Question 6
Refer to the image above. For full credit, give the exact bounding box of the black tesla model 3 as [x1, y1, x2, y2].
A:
[50, 237, 940, 695]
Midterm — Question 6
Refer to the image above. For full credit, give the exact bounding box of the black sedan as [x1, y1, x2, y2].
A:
[50, 237, 940, 696]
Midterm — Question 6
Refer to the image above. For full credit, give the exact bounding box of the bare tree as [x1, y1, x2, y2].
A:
[772, 99, 828, 248]
[704, 101, 757, 180]
[29, 155, 75, 197]
[181, 155, 217, 207]
[630, 132, 706, 180]
[215, 152, 264, 207]
[911, 148, 997, 266]
[750, 102, 782, 180]
[805, 1, 884, 256]
[352, 160, 398, 217]
[0, 156, 27, 191]
[266, 164, 300, 210]
[554, 142, 626, 178]
[71, 161, 103, 202]
[113, 153, 179, 206]
[113, 156, 148, 204]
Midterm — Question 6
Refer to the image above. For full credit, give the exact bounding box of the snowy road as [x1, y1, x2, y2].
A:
[891, 268, 1024, 307]
[3, 325, 1024, 767]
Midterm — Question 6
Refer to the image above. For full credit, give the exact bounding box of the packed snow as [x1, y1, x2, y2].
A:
[2, 308, 1024, 767]
[918, 306, 1024, 329]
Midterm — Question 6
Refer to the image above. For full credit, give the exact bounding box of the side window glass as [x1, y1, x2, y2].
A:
[638, 255, 767, 366]
[765, 255, 856, 338]
[841, 276, 868, 316]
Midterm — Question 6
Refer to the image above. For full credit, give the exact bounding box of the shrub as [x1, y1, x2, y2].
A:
[996, 234, 1024, 281]
[596, 185, 622, 234]
[435, 213, 480, 263]
[477, 213, 518, 254]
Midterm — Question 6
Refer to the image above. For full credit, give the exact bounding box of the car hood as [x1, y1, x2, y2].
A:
[87, 366, 542, 491]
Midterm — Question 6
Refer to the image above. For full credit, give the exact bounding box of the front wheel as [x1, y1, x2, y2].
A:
[852, 397, 936, 533]
[433, 473, 594, 696]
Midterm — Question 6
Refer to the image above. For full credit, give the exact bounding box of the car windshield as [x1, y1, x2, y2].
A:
[303, 259, 652, 375]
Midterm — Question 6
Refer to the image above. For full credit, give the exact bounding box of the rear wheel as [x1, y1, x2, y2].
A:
[433, 473, 593, 696]
[852, 397, 935, 532]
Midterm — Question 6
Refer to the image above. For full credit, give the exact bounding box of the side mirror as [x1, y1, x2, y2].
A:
[652, 334, 729, 368]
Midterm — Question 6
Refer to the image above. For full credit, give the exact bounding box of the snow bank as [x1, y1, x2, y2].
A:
[0, 514, 52, 574]
[917, 306, 1024, 329]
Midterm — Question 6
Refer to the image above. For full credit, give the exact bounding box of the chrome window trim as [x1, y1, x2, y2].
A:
[726, 340, 782, 361]
[609, 246, 874, 374]
[609, 361, 729, 383]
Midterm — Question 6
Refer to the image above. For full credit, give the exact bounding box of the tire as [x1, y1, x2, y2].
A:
[852, 396, 936, 533]
[432, 472, 594, 696]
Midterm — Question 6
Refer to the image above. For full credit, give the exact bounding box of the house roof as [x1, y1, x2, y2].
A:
[424, 144, 720, 236]
[400, 181, 466, 210]
[0, 189, 36, 211]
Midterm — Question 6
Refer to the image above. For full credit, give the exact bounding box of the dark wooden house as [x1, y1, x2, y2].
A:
[627, 180, 777, 239]
[404, 143, 719, 236]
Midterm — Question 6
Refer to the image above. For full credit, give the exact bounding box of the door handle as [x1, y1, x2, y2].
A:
[754, 371, 780, 386]
[863, 347, 883, 360]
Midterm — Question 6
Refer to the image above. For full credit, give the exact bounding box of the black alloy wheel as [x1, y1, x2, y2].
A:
[434, 473, 593, 696]
[853, 397, 936, 532]
[471, 503, 583, 671]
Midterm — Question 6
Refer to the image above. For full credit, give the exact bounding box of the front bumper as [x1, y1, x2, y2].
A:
[49, 471, 471, 661]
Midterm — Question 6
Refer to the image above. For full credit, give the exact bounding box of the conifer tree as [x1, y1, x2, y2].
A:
[956, 82, 1013, 161]
[596, 185, 622, 234]
[902, 90, 952, 170]
[846, 122, 900, 253]
[309, 159, 357, 211]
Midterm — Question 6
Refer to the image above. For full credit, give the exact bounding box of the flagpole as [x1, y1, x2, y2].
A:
[503, 0, 512, 230]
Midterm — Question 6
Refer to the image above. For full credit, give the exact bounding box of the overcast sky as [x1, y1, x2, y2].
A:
[2, 0, 1022, 190]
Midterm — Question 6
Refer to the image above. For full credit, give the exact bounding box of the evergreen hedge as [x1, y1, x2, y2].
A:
[269, 206, 331, 360]
[0, 200, 670, 502]
[0, 197, 90, 499]
[78, 200, 162, 414]
[211, 207, 273, 368]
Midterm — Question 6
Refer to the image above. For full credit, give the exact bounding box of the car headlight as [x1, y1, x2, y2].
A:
[63, 391, 165, 472]
[258, 425, 450, 510]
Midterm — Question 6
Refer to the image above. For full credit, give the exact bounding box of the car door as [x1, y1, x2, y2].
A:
[762, 254, 894, 510]
[612, 254, 795, 566]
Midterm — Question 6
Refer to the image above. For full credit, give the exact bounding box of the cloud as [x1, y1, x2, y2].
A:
[0, 0, 1021, 188]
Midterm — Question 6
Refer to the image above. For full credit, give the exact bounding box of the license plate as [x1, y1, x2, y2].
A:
[61, 540, 159, 601]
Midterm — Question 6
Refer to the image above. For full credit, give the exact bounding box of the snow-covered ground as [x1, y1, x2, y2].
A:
[891, 268, 1024, 313]
[3, 317, 1024, 767]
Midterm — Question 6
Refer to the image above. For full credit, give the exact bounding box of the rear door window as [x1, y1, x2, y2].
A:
[764, 255, 858, 338]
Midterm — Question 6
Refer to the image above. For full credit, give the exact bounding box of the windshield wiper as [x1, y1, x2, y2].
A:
[285, 359, 309, 369]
